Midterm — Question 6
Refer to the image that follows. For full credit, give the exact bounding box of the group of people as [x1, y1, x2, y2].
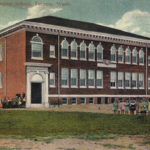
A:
[112, 99, 150, 115]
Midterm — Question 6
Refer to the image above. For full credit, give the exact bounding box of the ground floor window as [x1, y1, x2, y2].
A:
[80, 97, 86, 104]
[62, 98, 68, 104]
[105, 97, 109, 104]
[119, 97, 123, 102]
[89, 97, 94, 104]
[111, 97, 115, 103]
[71, 98, 77, 104]
[97, 97, 102, 104]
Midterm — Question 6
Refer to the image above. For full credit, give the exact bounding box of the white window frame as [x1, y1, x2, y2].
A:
[88, 42, 95, 61]
[61, 38, 69, 59]
[0, 72, 2, 88]
[49, 73, 55, 88]
[96, 70, 103, 88]
[80, 69, 86, 88]
[61, 68, 69, 88]
[62, 97, 68, 105]
[118, 72, 124, 89]
[71, 69, 78, 88]
[125, 47, 131, 64]
[71, 97, 77, 104]
[0, 45, 2, 61]
[139, 73, 144, 89]
[125, 72, 131, 89]
[132, 72, 137, 89]
[110, 71, 116, 89]
[49, 45, 55, 58]
[110, 44, 116, 63]
[71, 39, 78, 60]
[89, 97, 94, 104]
[80, 41, 87, 61]
[132, 48, 137, 65]
[80, 97, 86, 104]
[139, 49, 144, 65]
[118, 46, 124, 63]
[97, 43, 103, 62]
[88, 70, 95, 88]
[31, 34, 43, 60]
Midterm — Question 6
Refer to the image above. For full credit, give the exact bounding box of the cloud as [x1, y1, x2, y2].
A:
[98, 9, 150, 37]
[27, 5, 63, 19]
[0, 5, 63, 30]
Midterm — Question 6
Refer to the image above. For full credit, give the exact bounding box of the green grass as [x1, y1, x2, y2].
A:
[0, 110, 150, 139]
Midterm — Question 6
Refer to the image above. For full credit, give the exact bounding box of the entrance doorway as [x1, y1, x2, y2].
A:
[31, 83, 42, 104]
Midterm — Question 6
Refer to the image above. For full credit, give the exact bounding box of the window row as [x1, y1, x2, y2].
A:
[110, 72, 144, 89]
[49, 69, 103, 88]
[111, 45, 144, 65]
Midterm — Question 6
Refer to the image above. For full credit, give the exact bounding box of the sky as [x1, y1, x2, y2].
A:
[0, 0, 150, 37]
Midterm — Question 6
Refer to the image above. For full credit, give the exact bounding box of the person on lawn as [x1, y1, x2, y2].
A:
[124, 100, 130, 114]
[112, 100, 118, 114]
[121, 100, 125, 114]
[129, 100, 136, 115]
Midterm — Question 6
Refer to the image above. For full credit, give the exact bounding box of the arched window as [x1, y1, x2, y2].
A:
[132, 47, 137, 64]
[110, 44, 116, 62]
[31, 34, 43, 59]
[0, 45, 2, 61]
[71, 40, 78, 59]
[88, 42, 95, 61]
[61, 38, 69, 58]
[118, 46, 124, 63]
[97, 43, 103, 61]
[139, 49, 144, 65]
[125, 47, 131, 63]
[80, 41, 86, 60]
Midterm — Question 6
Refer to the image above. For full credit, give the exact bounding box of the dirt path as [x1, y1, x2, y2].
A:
[0, 135, 149, 150]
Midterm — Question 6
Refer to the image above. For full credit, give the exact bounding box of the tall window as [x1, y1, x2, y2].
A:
[132, 48, 137, 64]
[61, 39, 69, 58]
[80, 41, 86, 60]
[139, 73, 144, 89]
[71, 69, 78, 87]
[0, 72, 2, 88]
[125, 47, 131, 63]
[125, 72, 131, 89]
[139, 49, 144, 65]
[31, 34, 43, 59]
[118, 46, 124, 63]
[118, 72, 124, 89]
[88, 42, 95, 61]
[49, 45, 55, 58]
[88, 70, 95, 87]
[132, 73, 137, 89]
[110, 44, 116, 62]
[110, 72, 116, 88]
[50, 73, 55, 87]
[96, 70, 103, 88]
[0, 45, 2, 61]
[61, 68, 69, 87]
[71, 40, 78, 59]
[97, 43, 103, 61]
[80, 69, 86, 87]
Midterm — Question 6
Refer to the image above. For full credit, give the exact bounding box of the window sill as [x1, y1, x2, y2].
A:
[71, 86, 78, 88]
[88, 86, 95, 88]
[118, 87, 124, 89]
[49, 86, 56, 88]
[97, 86, 103, 89]
[132, 63, 137, 65]
[118, 61, 124, 64]
[139, 64, 144, 66]
[71, 57, 78, 60]
[80, 58, 87, 61]
[88, 59, 95, 62]
[97, 60, 103, 63]
[110, 87, 117, 89]
[31, 57, 43, 60]
[125, 62, 131, 64]
[139, 87, 144, 89]
[61, 57, 69, 59]
[61, 86, 69, 88]
[80, 86, 87, 88]
[49, 56, 56, 58]
[111, 61, 116, 64]
[132, 87, 138, 89]
[125, 87, 131, 89]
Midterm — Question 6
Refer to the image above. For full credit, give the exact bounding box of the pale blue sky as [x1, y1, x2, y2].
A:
[0, 0, 150, 37]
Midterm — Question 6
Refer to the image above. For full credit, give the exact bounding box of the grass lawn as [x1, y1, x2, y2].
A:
[0, 110, 150, 139]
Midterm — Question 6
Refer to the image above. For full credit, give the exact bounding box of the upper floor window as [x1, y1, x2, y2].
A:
[139, 73, 144, 89]
[31, 34, 43, 59]
[118, 72, 124, 89]
[0, 72, 2, 88]
[71, 69, 78, 87]
[148, 78, 150, 89]
[118, 46, 124, 63]
[125, 47, 131, 64]
[71, 40, 78, 59]
[110, 44, 116, 62]
[139, 49, 144, 65]
[49, 45, 55, 58]
[80, 41, 86, 60]
[80, 69, 86, 87]
[132, 48, 137, 64]
[0, 45, 2, 61]
[125, 72, 131, 89]
[97, 43, 103, 61]
[61, 39, 69, 58]
[88, 42, 95, 61]
[61, 68, 69, 87]
[49, 73, 55, 88]
[110, 71, 116, 88]
[132, 72, 137, 89]
[96, 70, 103, 88]
[88, 70, 95, 87]
[148, 56, 150, 66]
